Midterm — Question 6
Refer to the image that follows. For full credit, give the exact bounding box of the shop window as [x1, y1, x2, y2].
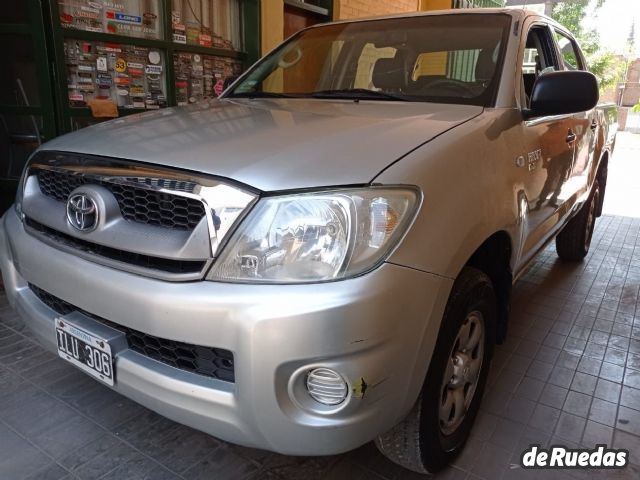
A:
[64, 39, 167, 109]
[57, 0, 163, 40]
[174, 52, 242, 105]
[171, 0, 241, 51]
[0, 34, 40, 106]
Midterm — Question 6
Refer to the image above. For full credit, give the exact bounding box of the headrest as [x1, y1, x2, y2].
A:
[475, 48, 496, 83]
[372, 56, 405, 90]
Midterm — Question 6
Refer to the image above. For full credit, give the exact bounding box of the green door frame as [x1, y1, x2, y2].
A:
[44, 0, 259, 134]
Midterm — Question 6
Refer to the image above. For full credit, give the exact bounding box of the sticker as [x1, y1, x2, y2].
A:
[148, 50, 161, 65]
[128, 68, 144, 77]
[60, 13, 74, 23]
[171, 11, 181, 23]
[69, 93, 84, 101]
[129, 86, 145, 97]
[146, 73, 160, 81]
[214, 79, 225, 96]
[106, 11, 142, 24]
[193, 54, 201, 63]
[96, 74, 113, 87]
[117, 88, 129, 96]
[198, 34, 212, 47]
[143, 12, 157, 20]
[173, 34, 186, 44]
[77, 64, 94, 72]
[114, 76, 130, 85]
[132, 100, 145, 108]
[115, 58, 127, 72]
[127, 62, 143, 69]
[88, 1, 103, 9]
[80, 6, 100, 13]
[96, 56, 108, 72]
[145, 65, 162, 75]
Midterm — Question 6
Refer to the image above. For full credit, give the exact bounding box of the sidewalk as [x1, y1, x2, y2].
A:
[603, 132, 640, 218]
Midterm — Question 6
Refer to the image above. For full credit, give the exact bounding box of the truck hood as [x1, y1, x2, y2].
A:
[41, 98, 482, 191]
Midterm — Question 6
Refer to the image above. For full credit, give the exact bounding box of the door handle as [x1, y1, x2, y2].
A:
[566, 130, 577, 144]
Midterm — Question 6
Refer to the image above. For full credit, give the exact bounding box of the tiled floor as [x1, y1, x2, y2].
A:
[1, 137, 640, 479]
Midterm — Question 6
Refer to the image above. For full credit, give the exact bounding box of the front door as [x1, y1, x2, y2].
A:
[514, 24, 576, 269]
[553, 28, 594, 203]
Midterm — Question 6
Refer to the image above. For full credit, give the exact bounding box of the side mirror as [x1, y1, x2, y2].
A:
[525, 71, 599, 119]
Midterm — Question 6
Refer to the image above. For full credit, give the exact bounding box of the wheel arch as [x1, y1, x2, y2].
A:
[462, 231, 513, 345]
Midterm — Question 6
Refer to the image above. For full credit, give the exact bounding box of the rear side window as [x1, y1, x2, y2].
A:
[554, 30, 584, 70]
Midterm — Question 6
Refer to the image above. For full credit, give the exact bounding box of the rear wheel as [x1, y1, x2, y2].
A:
[375, 267, 496, 473]
[556, 179, 600, 261]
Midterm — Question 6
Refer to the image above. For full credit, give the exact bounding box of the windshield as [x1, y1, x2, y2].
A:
[227, 14, 511, 106]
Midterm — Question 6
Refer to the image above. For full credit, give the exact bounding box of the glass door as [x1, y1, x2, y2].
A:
[0, 0, 57, 213]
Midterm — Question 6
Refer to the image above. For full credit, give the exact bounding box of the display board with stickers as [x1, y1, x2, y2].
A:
[58, 0, 162, 40]
[171, 0, 241, 51]
[65, 39, 167, 109]
[173, 52, 242, 105]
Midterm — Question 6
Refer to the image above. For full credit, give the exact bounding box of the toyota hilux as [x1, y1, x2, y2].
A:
[0, 8, 617, 474]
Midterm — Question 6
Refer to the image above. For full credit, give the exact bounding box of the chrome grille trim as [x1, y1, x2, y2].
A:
[20, 151, 259, 280]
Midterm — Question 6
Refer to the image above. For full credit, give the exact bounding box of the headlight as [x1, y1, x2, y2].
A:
[207, 187, 421, 283]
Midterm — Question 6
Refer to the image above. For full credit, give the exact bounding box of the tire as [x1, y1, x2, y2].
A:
[555, 179, 600, 261]
[375, 267, 496, 474]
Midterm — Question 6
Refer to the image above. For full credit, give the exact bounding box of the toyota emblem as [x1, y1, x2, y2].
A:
[66, 193, 98, 231]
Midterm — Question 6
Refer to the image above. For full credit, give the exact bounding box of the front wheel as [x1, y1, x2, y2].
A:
[556, 179, 600, 261]
[375, 267, 496, 473]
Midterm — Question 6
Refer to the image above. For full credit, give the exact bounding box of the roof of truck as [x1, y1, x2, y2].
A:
[323, 8, 555, 27]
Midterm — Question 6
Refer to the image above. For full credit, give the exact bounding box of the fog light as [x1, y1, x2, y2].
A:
[306, 368, 348, 405]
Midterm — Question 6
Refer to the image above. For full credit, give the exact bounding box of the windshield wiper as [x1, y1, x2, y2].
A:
[311, 88, 410, 101]
[227, 91, 305, 99]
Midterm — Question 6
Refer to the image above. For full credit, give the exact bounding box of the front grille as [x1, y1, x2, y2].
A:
[30, 284, 235, 382]
[25, 218, 206, 276]
[35, 168, 206, 231]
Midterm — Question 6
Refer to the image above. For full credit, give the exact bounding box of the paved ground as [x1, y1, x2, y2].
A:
[1, 135, 640, 479]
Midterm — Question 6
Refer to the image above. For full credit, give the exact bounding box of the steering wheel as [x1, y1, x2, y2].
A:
[421, 78, 476, 96]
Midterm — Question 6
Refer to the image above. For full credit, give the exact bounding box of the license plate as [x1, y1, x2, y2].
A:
[55, 318, 114, 386]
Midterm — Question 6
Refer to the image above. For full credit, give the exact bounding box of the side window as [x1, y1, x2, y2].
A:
[554, 30, 584, 71]
[522, 26, 560, 105]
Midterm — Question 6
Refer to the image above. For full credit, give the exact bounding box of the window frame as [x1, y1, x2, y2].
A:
[553, 28, 586, 72]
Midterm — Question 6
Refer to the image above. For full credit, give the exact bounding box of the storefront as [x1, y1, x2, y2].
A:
[0, 0, 260, 211]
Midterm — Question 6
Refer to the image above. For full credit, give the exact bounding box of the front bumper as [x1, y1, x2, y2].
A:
[0, 208, 452, 455]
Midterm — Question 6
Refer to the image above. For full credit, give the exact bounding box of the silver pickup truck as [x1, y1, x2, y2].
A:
[0, 8, 617, 474]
